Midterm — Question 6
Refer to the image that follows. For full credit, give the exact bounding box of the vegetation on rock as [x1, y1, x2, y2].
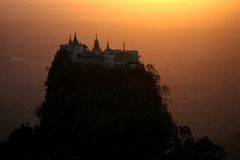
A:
[0, 50, 226, 160]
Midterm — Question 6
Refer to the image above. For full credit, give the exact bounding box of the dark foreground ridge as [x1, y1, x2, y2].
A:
[0, 50, 226, 160]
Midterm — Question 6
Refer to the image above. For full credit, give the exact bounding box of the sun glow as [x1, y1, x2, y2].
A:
[76, 0, 236, 29]
[1, 0, 238, 29]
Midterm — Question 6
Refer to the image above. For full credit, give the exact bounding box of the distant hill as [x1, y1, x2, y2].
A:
[0, 50, 226, 160]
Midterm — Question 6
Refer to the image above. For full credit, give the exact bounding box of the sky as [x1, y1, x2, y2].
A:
[0, 0, 240, 159]
[1, 0, 239, 29]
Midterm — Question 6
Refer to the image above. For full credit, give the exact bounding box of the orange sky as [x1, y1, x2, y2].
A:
[1, 0, 239, 29]
[0, 0, 239, 75]
[0, 0, 239, 70]
[0, 1, 240, 158]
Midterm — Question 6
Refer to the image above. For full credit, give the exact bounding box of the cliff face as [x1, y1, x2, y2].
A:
[0, 50, 226, 160]
[37, 50, 175, 159]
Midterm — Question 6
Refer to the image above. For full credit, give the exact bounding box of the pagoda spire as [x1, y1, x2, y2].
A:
[123, 41, 126, 52]
[69, 35, 72, 44]
[105, 41, 111, 51]
[74, 32, 78, 41]
[73, 32, 79, 44]
[93, 33, 101, 52]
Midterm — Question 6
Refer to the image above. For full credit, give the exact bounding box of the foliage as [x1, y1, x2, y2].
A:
[36, 50, 175, 159]
[0, 50, 227, 160]
[176, 125, 227, 160]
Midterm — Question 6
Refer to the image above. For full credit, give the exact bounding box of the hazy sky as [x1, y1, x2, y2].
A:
[0, 1, 240, 159]
[1, 0, 239, 29]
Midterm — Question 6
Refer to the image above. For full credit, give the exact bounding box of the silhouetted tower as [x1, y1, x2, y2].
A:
[123, 41, 126, 52]
[105, 41, 111, 51]
[93, 34, 101, 53]
[73, 32, 79, 45]
[69, 35, 72, 45]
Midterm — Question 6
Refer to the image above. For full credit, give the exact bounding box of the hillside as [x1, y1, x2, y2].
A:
[37, 50, 175, 159]
[0, 50, 226, 160]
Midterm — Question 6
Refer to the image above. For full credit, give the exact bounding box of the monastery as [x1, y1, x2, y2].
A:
[60, 33, 141, 68]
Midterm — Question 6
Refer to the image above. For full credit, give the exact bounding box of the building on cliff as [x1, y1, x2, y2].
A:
[60, 33, 141, 68]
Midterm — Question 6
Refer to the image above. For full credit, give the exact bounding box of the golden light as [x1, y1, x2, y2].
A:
[1, 0, 238, 29]
[80, 0, 237, 29]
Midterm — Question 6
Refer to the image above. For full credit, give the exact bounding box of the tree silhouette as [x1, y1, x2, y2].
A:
[178, 125, 193, 145]
[0, 50, 227, 160]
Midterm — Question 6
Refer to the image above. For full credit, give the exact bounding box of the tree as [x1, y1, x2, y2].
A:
[178, 125, 193, 145]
